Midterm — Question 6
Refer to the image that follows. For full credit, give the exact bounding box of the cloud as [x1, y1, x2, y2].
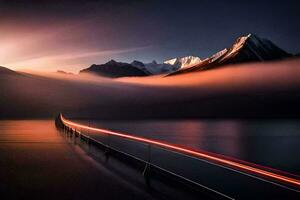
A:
[0, 16, 154, 72]
[6, 45, 153, 72]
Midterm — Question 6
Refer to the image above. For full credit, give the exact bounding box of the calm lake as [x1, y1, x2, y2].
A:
[1, 119, 300, 199]
[80, 119, 300, 175]
[1, 119, 299, 176]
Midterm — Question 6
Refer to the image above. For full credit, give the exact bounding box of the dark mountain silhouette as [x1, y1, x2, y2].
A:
[131, 60, 145, 68]
[130, 60, 152, 74]
[168, 34, 292, 76]
[57, 70, 74, 75]
[0, 66, 20, 76]
[80, 60, 148, 78]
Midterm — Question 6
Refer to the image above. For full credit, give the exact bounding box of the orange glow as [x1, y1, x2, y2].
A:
[119, 59, 300, 90]
[0, 22, 151, 73]
[61, 114, 300, 188]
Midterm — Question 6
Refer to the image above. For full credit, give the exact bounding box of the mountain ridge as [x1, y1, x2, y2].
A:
[164, 56, 202, 69]
[167, 34, 292, 76]
[80, 60, 148, 78]
[0, 66, 21, 76]
[76, 33, 294, 78]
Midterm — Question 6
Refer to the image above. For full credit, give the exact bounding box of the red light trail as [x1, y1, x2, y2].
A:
[60, 114, 300, 188]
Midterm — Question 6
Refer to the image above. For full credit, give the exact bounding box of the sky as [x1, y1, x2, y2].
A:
[0, 0, 299, 73]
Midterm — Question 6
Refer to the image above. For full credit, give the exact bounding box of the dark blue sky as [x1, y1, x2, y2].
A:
[1, 0, 299, 71]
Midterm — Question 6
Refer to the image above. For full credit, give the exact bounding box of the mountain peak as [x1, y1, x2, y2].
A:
[0, 66, 20, 76]
[106, 59, 118, 65]
[131, 60, 145, 67]
[164, 55, 202, 69]
[168, 34, 292, 76]
[80, 60, 148, 78]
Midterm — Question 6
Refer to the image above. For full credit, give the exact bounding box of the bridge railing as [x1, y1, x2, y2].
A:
[56, 114, 300, 199]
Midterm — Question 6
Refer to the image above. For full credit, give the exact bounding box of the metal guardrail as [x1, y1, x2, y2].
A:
[55, 114, 234, 200]
[56, 113, 300, 199]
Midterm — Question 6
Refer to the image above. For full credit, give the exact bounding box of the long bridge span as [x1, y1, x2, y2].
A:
[55, 114, 300, 200]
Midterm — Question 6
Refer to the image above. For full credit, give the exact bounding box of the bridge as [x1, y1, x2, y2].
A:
[55, 114, 300, 199]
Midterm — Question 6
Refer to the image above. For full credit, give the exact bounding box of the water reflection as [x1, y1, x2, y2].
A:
[0, 120, 61, 143]
[80, 119, 300, 174]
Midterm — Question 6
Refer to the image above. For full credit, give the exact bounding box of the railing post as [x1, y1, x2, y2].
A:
[73, 129, 76, 144]
[87, 136, 91, 152]
[104, 133, 110, 161]
[148, 144, 151, 164]
[143, 144, 152, 186]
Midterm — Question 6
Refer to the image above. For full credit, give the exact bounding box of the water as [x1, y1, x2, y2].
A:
[1, 119, 299, 199]
[0, 120, 166, 200]
[79, 119, 300, 175]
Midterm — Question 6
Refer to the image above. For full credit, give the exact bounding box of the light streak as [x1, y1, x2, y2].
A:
[60, 114, 300, 188]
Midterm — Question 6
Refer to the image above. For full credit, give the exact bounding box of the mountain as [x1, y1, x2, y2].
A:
[80, 34, 292, 77]
[168, 34, 292, 76]
[57, 70, 74, 75]
[130, 60, 152, 74]
[131, 57, 202, 75]
[143, 60, 177, 74]
[164, 56, 202, 69]
[0, 66, 20, 76]
[80, 60, 148, 78]
[131, 60, 177, 75]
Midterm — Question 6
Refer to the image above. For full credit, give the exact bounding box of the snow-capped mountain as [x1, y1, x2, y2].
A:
[79, 33, 293, 78]
[131, 56, 202, 75]
[216, 33, 291, 64]
[164, 56, 202, 69]
[131, 60, 177, 75]
[168, 34, 292, 76]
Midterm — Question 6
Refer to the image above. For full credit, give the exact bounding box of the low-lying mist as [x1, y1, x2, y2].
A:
[1, 59, 300, 119]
